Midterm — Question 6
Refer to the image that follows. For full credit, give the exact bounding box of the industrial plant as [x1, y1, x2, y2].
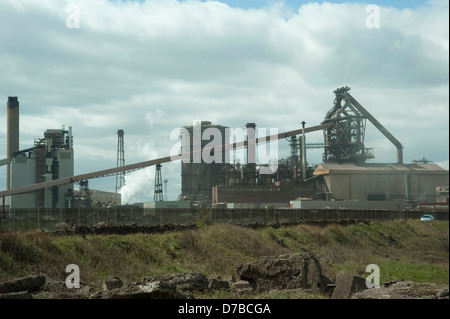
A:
[1, 87, 448, 212]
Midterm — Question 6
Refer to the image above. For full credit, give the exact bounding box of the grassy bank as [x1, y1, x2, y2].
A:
[0, 220, 448, 289]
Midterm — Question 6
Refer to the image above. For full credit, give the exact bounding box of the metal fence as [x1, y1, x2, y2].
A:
[0, 207, 448, 232]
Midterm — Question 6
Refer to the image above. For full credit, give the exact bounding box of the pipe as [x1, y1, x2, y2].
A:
[348, 94, 403, 164]
[301, 121, 307, 180]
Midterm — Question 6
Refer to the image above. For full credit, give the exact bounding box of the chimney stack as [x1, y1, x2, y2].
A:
[245, 123, 256, 165]
[7, 97, 19, 189]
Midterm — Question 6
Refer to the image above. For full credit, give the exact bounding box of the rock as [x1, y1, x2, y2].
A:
[236, 253, 326, 293]
[0, 291, 33, 299]
[231, 280, 253, 295]
[108, 281, 187, 299]
[331, 271, 367, 299]
[208, 278, 229, 291]
[0, 275, 46, 294]
[225, 275, 236, 287]
[436, 288, 449, 298]
[40, 280, 67, 292]
[102, 276, 123, 291]
[77, 285, 97, 298]
[352, 281, 449, 299]
[144, 273, 209, 292]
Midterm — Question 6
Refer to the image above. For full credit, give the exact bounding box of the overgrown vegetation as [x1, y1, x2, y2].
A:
[0, 220, 448, 289]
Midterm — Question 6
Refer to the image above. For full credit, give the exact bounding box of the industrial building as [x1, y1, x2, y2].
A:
[1, 97, 74, 209]
[180, 121, 231, 202]
[1, 87, 448, 211]
[72, 188, 122, 208]
[7, 128, 74, 209]
[313, 162, 448, 202]
[184, 87, 449, 210]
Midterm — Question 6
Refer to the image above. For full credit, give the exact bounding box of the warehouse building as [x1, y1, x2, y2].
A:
[312, 162, 449, 203]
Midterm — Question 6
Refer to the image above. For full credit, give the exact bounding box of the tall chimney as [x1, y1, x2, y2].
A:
[245, 123, 256, 165]
[301, 121, 307, 180]
[7, 97, 19, 189]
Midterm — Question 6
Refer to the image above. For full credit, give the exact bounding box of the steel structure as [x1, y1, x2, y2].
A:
[322, 86, 403, 164]
[154, 163, 163, 201]
[115, 129, 125, 193]
[0, 123, 333, 202]
[78, 179, 91, 207]
[322, 87, 374, 163]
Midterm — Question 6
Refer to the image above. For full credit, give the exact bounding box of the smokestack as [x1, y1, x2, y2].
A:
[301, 121, 307, 180]
[68, 126, 73, 149]
[7, 97, 19, 189]
[245, 123, 256, 165]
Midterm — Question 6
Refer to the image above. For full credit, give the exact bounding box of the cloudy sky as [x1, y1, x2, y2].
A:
[0, 0, 448, 203]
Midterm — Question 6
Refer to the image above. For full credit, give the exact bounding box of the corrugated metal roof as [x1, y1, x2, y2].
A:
[313, 162, 448, 175]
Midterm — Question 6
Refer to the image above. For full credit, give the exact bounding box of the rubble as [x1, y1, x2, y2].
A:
[236, 252, 326, 293]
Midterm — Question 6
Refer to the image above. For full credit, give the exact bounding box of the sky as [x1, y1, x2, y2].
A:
[0, 0, 448, 204]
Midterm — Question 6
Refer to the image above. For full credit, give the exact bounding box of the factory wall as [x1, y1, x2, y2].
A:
[10, 156, 36, 208]
[212, 178, 322, 204]
[290, 199, 409, 210]
[142, 201, 191, 209]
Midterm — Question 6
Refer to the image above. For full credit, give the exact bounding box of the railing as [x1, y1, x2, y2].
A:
[1, 207, 447, 232]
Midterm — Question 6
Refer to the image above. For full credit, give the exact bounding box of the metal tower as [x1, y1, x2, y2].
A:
[79, 179, 91, 208]
[321, 87, 374, 163]
[154, 163, 163, 201]
[115, 129, 125, 193]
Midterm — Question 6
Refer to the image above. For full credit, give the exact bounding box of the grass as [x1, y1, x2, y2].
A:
[0, 219, 448, 293]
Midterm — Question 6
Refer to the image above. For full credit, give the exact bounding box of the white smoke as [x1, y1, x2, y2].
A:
[119, 112, 165, 204]
[120, 167, 154, 204]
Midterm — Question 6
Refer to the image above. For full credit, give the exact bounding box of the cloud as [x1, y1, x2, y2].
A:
[0, 0, 448, 203]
